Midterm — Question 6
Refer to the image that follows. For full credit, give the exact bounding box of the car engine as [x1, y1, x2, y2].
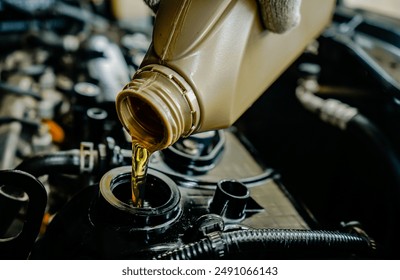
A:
[1, 0, 399, 260]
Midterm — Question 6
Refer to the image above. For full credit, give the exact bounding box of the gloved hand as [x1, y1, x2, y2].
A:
[256, 0, 301, 33]
[143, 0, 301, 34]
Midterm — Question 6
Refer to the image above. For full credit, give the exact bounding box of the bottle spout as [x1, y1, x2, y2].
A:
[116, 64, 200, 151]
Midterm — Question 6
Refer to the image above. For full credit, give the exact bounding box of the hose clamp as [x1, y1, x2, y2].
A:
[206, 231, 226, 259]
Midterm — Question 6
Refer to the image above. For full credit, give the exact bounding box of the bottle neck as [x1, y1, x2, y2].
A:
[116, 64, 200, 151]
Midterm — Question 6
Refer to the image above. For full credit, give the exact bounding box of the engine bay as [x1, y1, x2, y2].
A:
[1, 0, 400, 260]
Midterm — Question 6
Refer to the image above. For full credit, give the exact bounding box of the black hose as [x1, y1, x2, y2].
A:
[0, 82, 42, 100]
[0, 170, 47, 259]
[0, 117, 40, 130]
[155, 229, 375, 260]
[296, 88, 400, 258]
[15, 150, 81, 177]
[347, 114, 400, 186]
[346, 114, 400, 257]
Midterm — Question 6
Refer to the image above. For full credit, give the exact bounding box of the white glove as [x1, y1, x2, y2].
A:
[143, 0, 302, 34]
[256, 0, 301, 33]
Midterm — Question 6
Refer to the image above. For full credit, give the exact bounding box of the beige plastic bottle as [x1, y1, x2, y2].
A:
[116, 0, 336, 152]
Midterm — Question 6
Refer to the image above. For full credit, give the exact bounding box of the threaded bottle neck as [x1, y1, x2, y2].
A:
[116, 64, 200, 152]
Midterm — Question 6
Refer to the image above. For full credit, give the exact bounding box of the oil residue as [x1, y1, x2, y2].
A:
[131, 139, 151, 208]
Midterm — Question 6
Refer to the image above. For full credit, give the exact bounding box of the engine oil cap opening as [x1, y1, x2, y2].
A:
[98, 166, 181, 228]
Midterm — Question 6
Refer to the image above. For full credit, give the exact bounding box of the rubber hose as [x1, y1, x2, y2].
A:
[347, 114, 400, 256]
[0, 82, 42, 100]
[155, 229, 374, 260]
[347, 114, 400, 185]
[15, 150, 81, 177]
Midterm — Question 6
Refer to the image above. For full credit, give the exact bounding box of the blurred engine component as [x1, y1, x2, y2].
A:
[0, 0, 399, 260]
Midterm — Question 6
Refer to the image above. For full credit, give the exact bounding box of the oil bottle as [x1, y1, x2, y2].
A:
[116, 0, 336, 152]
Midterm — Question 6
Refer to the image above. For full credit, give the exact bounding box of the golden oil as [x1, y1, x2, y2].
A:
[131, 139, 151, 208]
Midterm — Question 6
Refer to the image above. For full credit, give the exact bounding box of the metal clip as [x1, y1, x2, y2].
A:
[80, 142, 94, 173]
